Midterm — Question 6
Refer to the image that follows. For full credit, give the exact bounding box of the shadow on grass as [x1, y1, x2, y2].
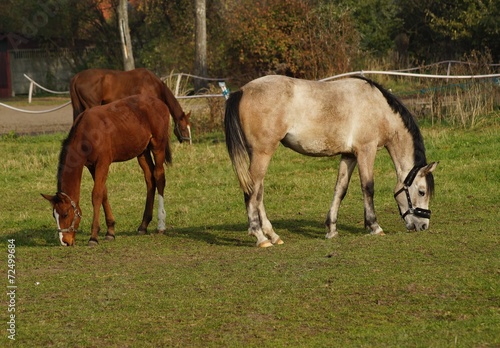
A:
[106, 218, 366, 247]
[5, 228, 62, 247]
[7, 219, 365, 248]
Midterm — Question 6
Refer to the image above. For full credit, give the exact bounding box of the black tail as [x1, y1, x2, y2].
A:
[224, 90, 253, 194]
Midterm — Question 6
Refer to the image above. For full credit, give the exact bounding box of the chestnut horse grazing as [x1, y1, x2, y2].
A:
[42, 95, 172, 246]
[224, 75, 438, 247]
[70, 68, 192, 144]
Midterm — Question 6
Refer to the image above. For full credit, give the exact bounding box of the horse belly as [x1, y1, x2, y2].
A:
[112, 136, 150, 162]
[281, 132, 345, 157]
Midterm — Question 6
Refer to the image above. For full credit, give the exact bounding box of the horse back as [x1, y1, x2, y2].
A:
[70, 68, 166, 120]
[74, 95, 171, 163]
[100, 68, 163, 103]
[70, 69, 111, 119]
[239, 75, 402, 157]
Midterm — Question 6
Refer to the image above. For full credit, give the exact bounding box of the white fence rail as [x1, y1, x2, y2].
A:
[166, 73, 228, 99]
[319, 70, 500, 82]
[0, 100, 71, 114]
[1, 62, 500, 114]
[24, 74, 68, 103]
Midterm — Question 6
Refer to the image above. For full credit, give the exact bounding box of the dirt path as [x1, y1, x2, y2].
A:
[0, 103, 73, 135]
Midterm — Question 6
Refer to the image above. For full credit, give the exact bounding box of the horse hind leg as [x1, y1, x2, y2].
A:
[258, 195, 283, 245]
[246, 151, 280, 247]
[153, 154, 166, 236]
[136, 152, 156, 234]
[102, 184, 116, 241]
[150, 146, 167, 234]
[325, 154, 357, 238]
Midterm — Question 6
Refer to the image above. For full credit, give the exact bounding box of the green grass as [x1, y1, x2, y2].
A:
[0, 116, 499, 347]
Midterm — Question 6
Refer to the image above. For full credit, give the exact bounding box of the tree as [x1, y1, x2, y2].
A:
[194, 0, 207, 91]
[118, 0, 135, 70]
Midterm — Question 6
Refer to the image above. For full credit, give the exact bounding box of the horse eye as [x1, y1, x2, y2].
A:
[418, 190, 426, 197]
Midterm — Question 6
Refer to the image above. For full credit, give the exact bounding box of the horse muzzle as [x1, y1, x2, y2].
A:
[59, 231, 76, 246]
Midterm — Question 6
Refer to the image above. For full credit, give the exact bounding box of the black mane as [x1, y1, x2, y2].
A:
[354, 76, 434, 195]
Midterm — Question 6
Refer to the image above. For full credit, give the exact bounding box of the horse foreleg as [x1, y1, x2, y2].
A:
[136, 153, 156, 234]
[89, 165, 116, 242]
[357, 151, 384, 235]
[89, 163, 111, 246]
[325, 154, 357, 238]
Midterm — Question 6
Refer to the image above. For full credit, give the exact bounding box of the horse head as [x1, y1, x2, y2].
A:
[41, 192, 81, 246]
[174, 111, 192, 144]
[394, 162, 438, 231]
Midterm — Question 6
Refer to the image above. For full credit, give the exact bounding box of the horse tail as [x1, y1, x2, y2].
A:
[164, 139, 172, 165]
[224, 90, 254, 194]
[69, 74, 84, 121]
[163, 104, 173, 165]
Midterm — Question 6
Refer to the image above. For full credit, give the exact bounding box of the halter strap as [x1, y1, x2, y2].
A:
[403, 165, 421, 187]
[175, 122, 192, 144]
[57, 192, 81, 233]
[394, 165, 432, 220]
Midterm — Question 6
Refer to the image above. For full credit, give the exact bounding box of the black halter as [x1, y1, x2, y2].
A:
[175, 122, 192, 144]
[394, 166, 432, 220]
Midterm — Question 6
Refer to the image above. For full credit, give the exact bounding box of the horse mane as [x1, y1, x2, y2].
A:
[353, 76, 434, 195]
[159, 78, 185, 120]
[56, 117, 82, 192]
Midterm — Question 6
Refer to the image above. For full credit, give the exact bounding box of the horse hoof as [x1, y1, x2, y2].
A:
[157, 229, 165, 235]
[325, 232, 339, 239]
[273, 238, 284, 245]
[88, 239, 99, 247]
[371, 230, 385, 236]
[105, 234, 115, 241]
[258, 240, 273, 248]
[137, 229, 147, 235]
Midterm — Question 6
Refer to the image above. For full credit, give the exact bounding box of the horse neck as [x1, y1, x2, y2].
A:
[162, 85, 184, 121]
[57, 148, 85, 204]
[386, 129, 419, 184]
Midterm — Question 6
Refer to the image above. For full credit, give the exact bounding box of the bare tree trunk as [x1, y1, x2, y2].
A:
[194, 0, 207, 92]
[118, 0, 135, 71]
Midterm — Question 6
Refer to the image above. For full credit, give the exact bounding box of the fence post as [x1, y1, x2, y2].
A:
[28, 80, 34, 104]
[175, 73, 183, 97]
[446, 62, 452, 83]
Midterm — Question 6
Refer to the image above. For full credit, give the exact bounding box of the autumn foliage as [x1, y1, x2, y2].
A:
[224, 0, 360, 82]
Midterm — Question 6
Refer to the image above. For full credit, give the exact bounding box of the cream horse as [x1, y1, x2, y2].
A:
[224, 75, 438, 247]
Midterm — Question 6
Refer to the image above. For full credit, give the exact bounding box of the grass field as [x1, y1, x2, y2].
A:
[1, 114, 499, 347]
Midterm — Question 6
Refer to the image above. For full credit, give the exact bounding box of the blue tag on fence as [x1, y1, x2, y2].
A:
[218, 82, 230, 100]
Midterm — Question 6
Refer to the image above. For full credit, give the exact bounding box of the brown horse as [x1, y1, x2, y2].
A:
[70, 68, 192, 144]
[42, 95, 172, 246]
[225, 75, 438, 247]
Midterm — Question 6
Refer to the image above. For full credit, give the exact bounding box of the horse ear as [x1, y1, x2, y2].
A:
[420, 162, 439, 176]
[185, 111, 191, 120]
[41, 193, 56, 206]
